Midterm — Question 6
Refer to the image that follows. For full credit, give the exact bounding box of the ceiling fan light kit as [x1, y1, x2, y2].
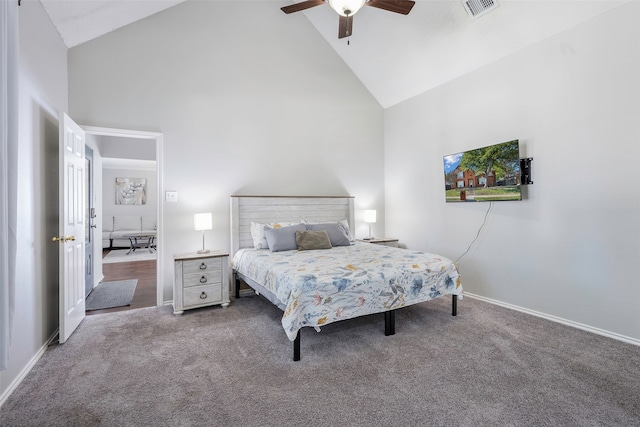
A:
[329, 0, 366, 17]
[281, 0, 415, 39]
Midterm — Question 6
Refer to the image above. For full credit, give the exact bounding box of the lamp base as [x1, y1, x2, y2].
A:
[197, 249, 210, 254]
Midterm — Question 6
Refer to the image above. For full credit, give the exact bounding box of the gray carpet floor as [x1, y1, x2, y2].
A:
[1, 295, 639, 426]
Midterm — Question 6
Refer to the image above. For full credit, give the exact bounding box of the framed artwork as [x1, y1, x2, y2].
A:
[115, 177, 146, 205]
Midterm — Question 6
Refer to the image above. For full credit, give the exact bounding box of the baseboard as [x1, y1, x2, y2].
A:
[465, 293, 640, 346]
[0, 329, 58, 408]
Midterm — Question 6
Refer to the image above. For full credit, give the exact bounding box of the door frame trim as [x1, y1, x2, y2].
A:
[81, 126, 164, 307]
[84, 145, 94, 297]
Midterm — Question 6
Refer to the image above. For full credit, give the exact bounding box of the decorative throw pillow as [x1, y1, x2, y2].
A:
[305, 223, 351, 247]
[250, 221, 299, 249]
[264, 224, 306, 252]
[296, 230, 332, 251]
[338, 219, 354, 242]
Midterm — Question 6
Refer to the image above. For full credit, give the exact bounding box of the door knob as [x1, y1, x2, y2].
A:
[52, 235, 76, 242]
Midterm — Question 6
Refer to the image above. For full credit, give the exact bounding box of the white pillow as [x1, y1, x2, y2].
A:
[250, 221, 300, 249]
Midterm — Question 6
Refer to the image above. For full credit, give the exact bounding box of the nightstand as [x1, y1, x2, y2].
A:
[173, 251, 230, 315]
[357, 238, 399, 248]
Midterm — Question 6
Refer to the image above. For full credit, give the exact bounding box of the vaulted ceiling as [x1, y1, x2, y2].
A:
[40, 0, 629, 108]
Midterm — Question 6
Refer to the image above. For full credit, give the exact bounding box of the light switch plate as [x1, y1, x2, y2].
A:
[165, 191, 178, 202]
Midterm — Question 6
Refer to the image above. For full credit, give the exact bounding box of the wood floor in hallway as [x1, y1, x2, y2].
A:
[86, 250, 157, 315]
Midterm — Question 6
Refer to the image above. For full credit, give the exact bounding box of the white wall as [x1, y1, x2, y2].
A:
[68, 1, 385, 303]
[0, 0, 67, 402]
[102, 166, 157, 222]
[385, 2, 640, 341]
[97, 136, 155, 161]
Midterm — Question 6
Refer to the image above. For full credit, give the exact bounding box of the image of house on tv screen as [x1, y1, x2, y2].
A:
[443, 139, 522, 202]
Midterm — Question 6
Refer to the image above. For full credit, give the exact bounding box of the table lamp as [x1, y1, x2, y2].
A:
[363, 209, 376, 240]
[194, 213, 212, 254]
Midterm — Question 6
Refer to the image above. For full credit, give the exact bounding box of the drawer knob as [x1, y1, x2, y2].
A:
[199, 263, 207, 270]
[200, 291, 207, 300]
[200, 276, 207, 284]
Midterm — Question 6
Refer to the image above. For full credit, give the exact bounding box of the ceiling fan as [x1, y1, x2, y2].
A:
[281, 0, 415, 39]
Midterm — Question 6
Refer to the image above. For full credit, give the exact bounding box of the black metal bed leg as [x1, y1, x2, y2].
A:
[293, 331, 301, 361]
[234, 274, 240, 299]
[452, 295, 458, 316]
[385, 310, 396, 336]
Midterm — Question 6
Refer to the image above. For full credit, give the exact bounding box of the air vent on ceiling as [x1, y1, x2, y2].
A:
[462, 0, 499, 19]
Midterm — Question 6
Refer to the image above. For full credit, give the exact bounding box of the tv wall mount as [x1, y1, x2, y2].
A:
[520, 158, 533, 185]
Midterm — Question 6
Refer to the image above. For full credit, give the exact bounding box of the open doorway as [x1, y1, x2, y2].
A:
[82, 126, 163, 313]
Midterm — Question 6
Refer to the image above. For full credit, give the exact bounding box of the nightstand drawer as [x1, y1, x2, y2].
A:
[183, 270, 222, 288]
[183, 284, 223, 307]
[183, 257, 222, 275]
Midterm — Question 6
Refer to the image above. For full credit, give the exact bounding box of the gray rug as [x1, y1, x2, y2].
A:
[85, 279, 137, 310]
[2, 296, 639, 426]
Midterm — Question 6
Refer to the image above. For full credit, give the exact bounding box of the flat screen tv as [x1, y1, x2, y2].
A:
[443, 139, 521, 202]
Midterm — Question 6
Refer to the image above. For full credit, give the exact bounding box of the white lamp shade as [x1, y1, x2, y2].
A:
[363, 210, 377, 223]
[194, 213, 212, 231]
[329, 0, 366, 16]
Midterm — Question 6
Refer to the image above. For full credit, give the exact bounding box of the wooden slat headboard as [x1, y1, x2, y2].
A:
[230, 196, 355, 256]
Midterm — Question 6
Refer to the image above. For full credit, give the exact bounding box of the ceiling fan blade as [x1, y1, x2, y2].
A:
[338, 15, 353, 39]
[281, 0, 326, 14]
[366, 0, 415, 15]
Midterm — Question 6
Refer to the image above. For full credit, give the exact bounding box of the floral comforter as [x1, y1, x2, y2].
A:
[231, 242, 462, 341]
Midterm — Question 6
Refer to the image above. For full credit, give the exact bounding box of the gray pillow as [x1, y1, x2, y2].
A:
[305, 223, 351, 247]
[264, 223, 306, 252]
[296, 230, 332, 250]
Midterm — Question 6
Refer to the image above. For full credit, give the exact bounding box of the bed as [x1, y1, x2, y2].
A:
[230, 195, 462, 361]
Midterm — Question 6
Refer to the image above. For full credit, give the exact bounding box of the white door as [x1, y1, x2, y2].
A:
[56, 113, 86, 344]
